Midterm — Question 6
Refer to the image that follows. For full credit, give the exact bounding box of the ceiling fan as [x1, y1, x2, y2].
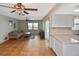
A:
[0, 3, 38, 15]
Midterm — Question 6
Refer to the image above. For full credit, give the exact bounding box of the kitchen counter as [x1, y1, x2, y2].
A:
[50, 27, 79, 44]
[50, 34, 79, 56]
[49, 28, 79, 56]
[50, 34, 79, 44]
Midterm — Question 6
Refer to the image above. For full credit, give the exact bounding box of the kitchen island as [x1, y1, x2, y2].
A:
[49, 28, 79, 56]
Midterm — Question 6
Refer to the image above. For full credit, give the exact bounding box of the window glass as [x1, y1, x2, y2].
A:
[34, 23, 38, 30]
[73, 18, 79, 30]
[28, 22, 38, 30]
[28, 23, 33, 30]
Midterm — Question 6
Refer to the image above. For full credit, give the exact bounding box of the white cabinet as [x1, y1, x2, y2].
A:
[49, 36, 53, 48]
[51, 37, 55, 49]
[50, 37, 63, 56]
[51, 14, 74, 27]
[54, 39, 63, 56]
[49, 36, 79, 56]
[49, 36, 55, 48]
[63, 44, 79, 56]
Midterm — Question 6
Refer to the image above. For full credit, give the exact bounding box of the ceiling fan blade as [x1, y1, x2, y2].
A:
[10, 10, 16, 13]
[24, 11, 29, 14]
[0, 5, 14, 9]
[25, 8, 38, 11]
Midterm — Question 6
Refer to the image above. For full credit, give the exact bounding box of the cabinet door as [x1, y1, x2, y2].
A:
[51, 14, 74, 27]
[49, 36, 55, 51]
[63, 44, 79, 56]
[54, 39, 63, 56]
[49, 36, 52, 48]
[51, 37, 55, 50]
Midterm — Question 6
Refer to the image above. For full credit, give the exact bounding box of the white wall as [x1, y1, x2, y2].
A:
[52, 14, 74, 27]
[18, 20, 27, 32]
[0, 15, 18, 44]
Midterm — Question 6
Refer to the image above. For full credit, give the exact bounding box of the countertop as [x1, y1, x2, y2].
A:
[50, 27, 79, 44]
[50, 34, 79, 44]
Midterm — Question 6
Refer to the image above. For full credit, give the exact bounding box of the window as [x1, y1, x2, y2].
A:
[28, 22, 38, 30]
[28, 23, 33, 30]
[73, 18, 79, 30]
[34, 23, 38, 30]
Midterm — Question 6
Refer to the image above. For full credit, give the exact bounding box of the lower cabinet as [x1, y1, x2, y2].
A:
[50, 36, 63, 56]
[49, 36, 52, 48]
[63, 44, 79, 56]
[49, 36, 55, 49]
[53, 39, 63, 56]
[49, 36, 79, 56]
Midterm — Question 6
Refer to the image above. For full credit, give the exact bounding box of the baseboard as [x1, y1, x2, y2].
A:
[0, 39, 8, 44]
[50, 48, 57, 56]
[0, 40, 5, 44]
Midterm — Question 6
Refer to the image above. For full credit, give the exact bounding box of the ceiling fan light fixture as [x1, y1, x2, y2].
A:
[14, 3, 25, 14]
[0, 3, 38, 15]
[16, 9, 21, 13]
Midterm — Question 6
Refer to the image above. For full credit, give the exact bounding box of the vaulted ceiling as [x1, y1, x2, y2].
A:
[0, 3, 55, 20]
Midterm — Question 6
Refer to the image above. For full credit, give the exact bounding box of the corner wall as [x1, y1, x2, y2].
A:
[0, 15, 19, 44]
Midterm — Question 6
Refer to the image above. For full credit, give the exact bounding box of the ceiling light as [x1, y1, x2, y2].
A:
[74, 5, 79, 12]
[74, 9, 79, 12]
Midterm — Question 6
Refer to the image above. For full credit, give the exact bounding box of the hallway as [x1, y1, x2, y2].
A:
[0, 35, 56, 56]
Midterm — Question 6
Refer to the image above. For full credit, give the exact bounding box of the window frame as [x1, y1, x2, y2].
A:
[73, 18, 79, 30]
[27, 22, 38, 30]
[28, 22, 33, 30]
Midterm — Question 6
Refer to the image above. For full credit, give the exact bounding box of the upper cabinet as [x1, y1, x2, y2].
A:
[50, 14, 74, 27]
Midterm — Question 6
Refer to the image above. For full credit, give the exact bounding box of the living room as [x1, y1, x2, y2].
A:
[0, 3, 54, 44]
[0, 3, 54, 56]
[1, 3, 79, 56]
[1, 1, 79, 59]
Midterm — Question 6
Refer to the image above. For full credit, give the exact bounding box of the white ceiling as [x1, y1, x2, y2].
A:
[54, 3, 79, 15]
[0, 3, 55, 20]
